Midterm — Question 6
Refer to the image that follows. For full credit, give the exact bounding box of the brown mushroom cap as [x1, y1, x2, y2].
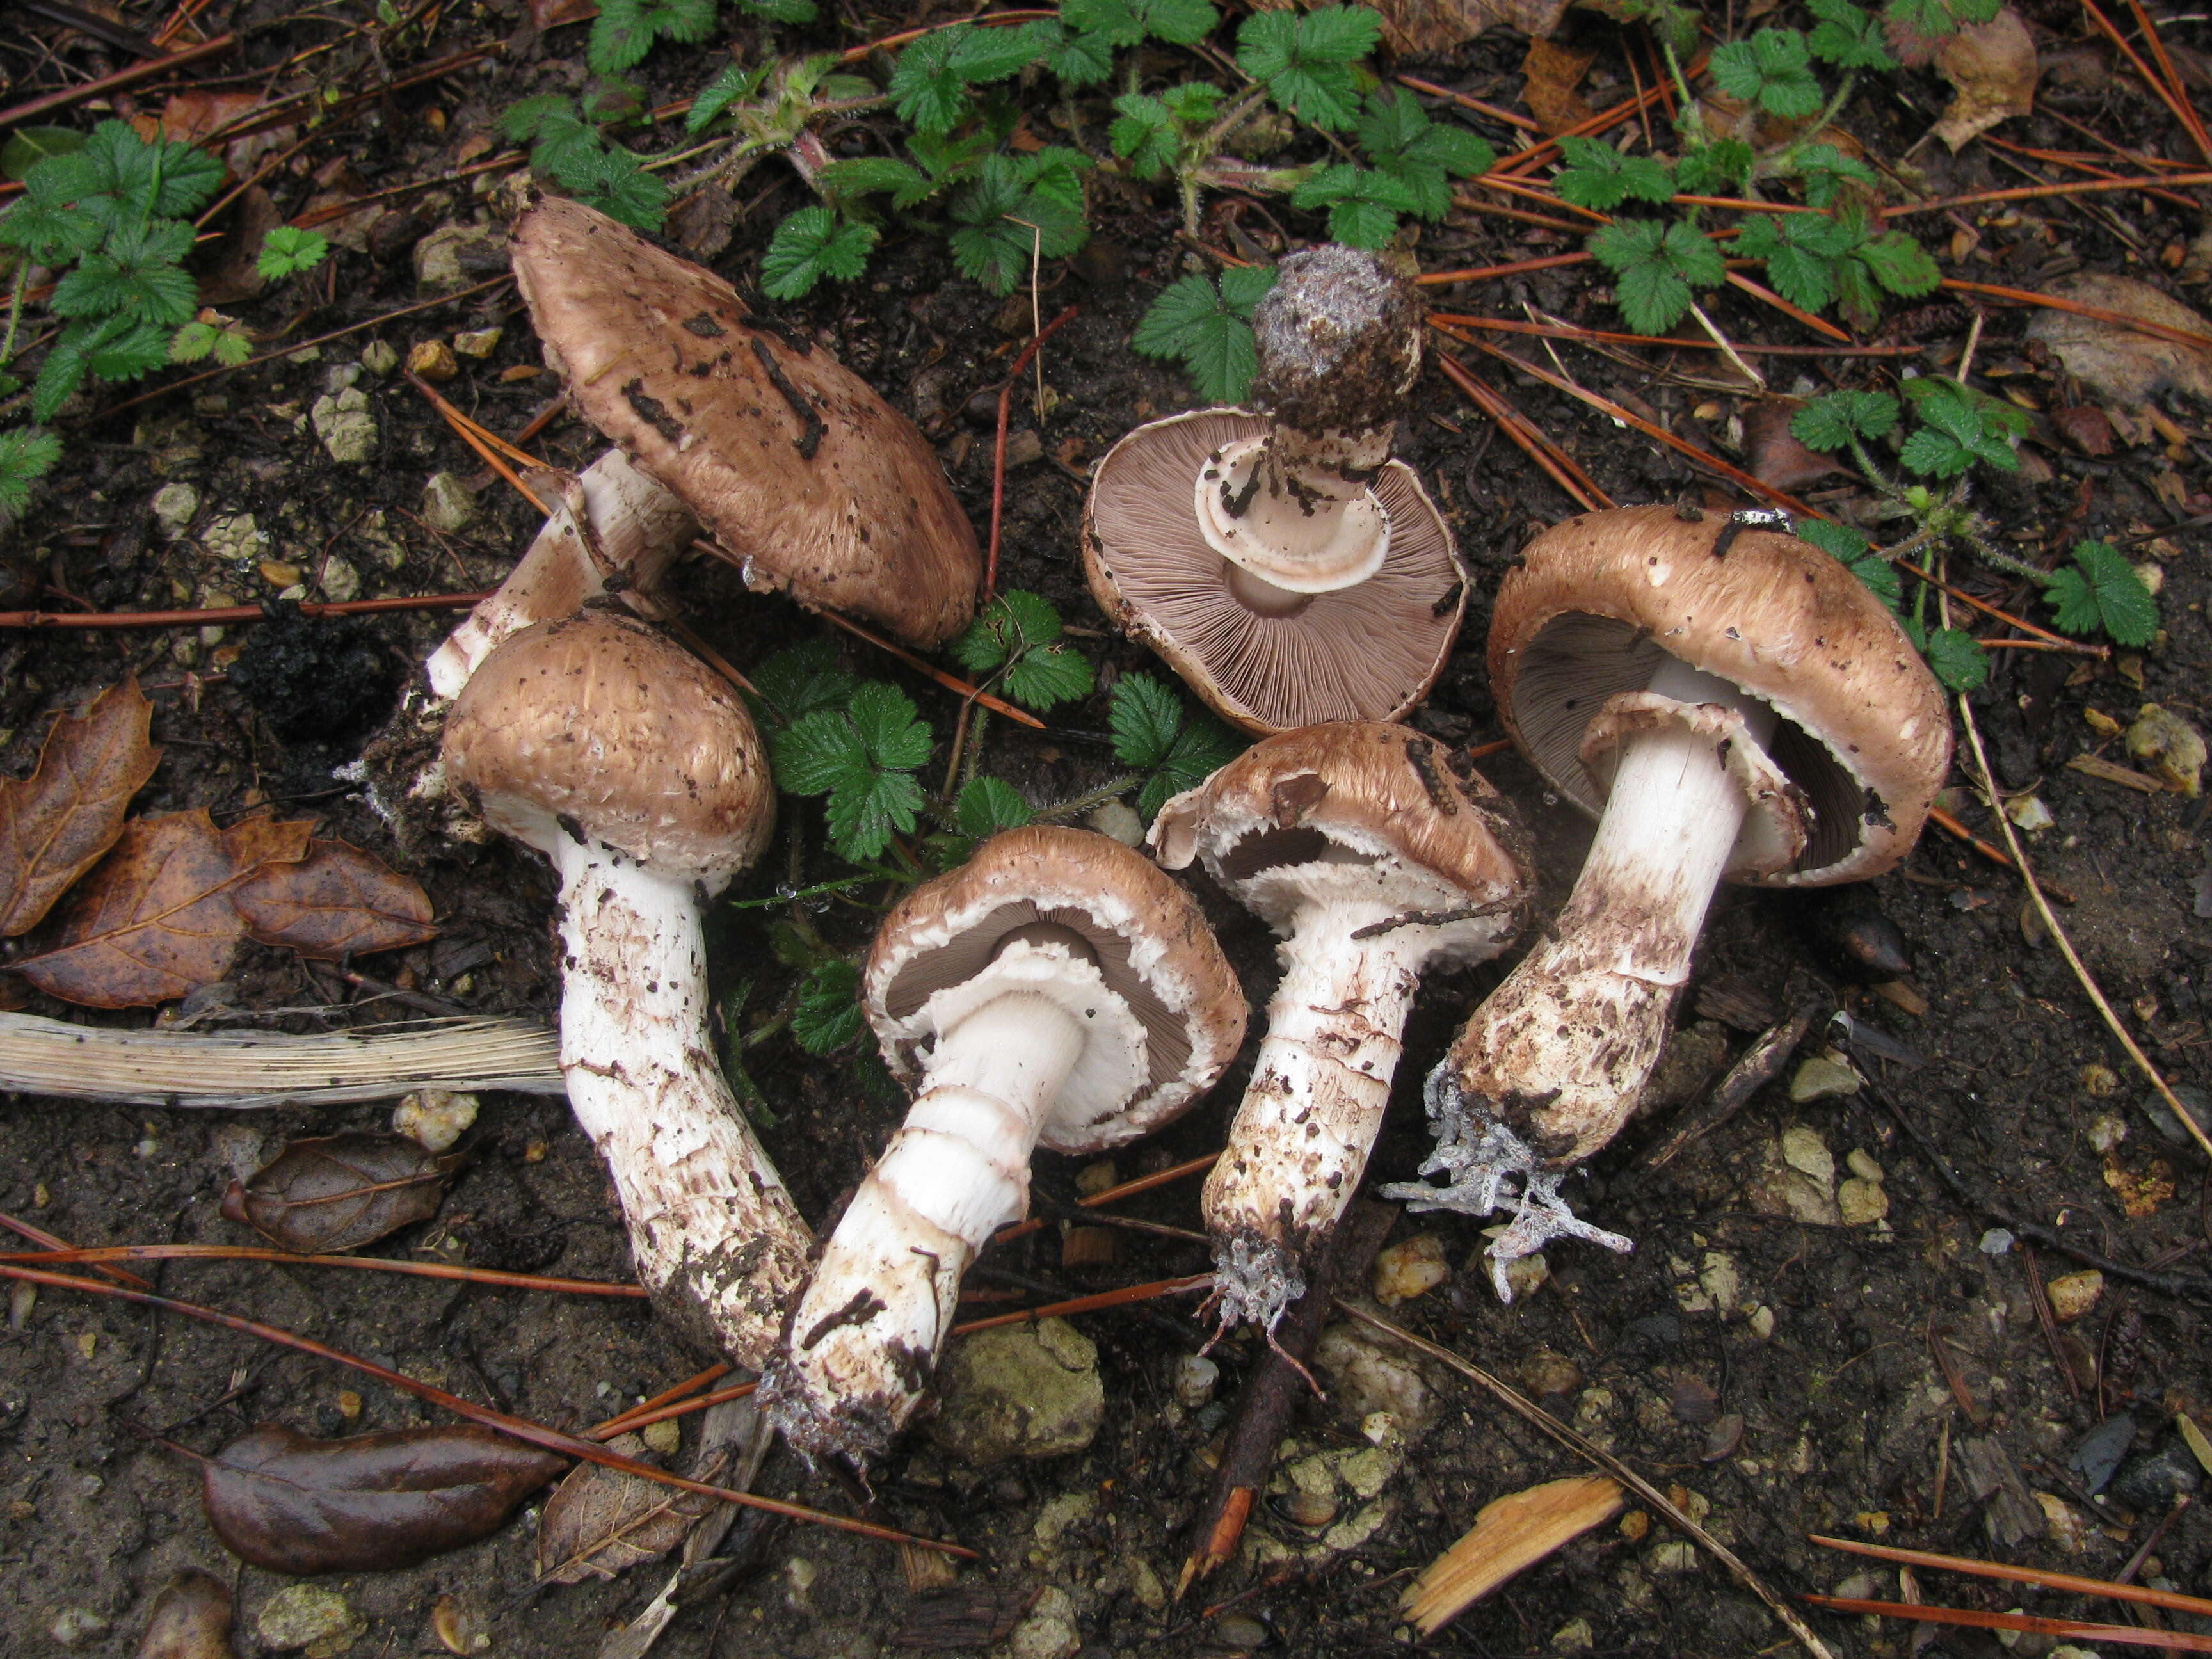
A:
[1489, 505, 1951, 886]
[509, 195, 979, 648]
[1083, 410, 1466, 734]
[443, 610, 773, 887]
[1152, 721, 1529, 947]
[863, 825, 1245, 1151]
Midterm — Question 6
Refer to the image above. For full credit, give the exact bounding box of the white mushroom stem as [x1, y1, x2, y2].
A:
[1386, 657, 1790, 1296]
[1197, 421, 1395, 598]
[546, 838, 809, 1369]
[767, 938, 1131, 1461]
[427, 450, 693, 700]
[1205, 901, 1425, 1333]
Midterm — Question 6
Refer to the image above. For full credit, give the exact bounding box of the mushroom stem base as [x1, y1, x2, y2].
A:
[553, 849, 810, 1368]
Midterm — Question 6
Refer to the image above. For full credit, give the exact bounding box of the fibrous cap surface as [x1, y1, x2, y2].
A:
[1489, 504, 1951, 885]
[510, 194, 979, 648]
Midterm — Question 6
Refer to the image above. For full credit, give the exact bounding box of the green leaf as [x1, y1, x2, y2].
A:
[52, 220, 198, 327]
[1807, 0, 1898, 68]
[848, 681, 934, 774]
[790, 959, 865, 1054]
[1673, 138, 1754, 195]
[1733, 211, 1859, 315]
[1884, 0, 2000, 52]
[948, 152, 1089, 294]
[954, 775, 1036, 838]
[1006, 645, 1095, 710]
[1134, 0, 1219, 44]
[1237, 6, 1379, 131]
[1553, 135, 1674, 211]
[750, 639, 858, 727]
[820, 156, 940, 209]
[1110, 93, 1181, 180]
[0, 196, 104, 263]
[1791, 388, 1900, 449]
[1590, 218, 1723, 336]
[501, 93, 577, 144]
[589, 0, 712, 74]
[1898, 426, 1973, 476]
[760, 206, 878, 299]
[1793, 142, 1879, 207]
[1902, 377, 2020, 473]
[737, 0, 816, 21]
[0, 429, 61, 515]
[1163, 81, 1226, 124]
[826, 766, 926, 862]
[950, 588, 1062, 672]
[1710, 28, 1825, 119]
[1292, 164, 1418, 247]
[1144, 719, 1246, 817]
[1130, 267, 1276, 403]
[685, 63, 769, 134]
[1797, 520, 1903, 611]
[888, 31, 974, 136]
[2048, 540, 2158, 646]
[2, 127, 84, 184]
[33, 313, 169, 419]
[1923, 625, 1988, 691]
[257, 225, 329, 282]
[1033, 20, 1118, 86]
[950, 21, 1048, 83]
[1109, 671, 1184, 769]
[772, 707, 870, 796]
[1852, 229, 1941, 296]
[570, 145, 668, 231]
[772, 682, 934, 862]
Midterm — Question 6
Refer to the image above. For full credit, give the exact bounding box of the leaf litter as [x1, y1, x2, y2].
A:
[221, 1131, 465, 1253]
[0, 678, 161, 938]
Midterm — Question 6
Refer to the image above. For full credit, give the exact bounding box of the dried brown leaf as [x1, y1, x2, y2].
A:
[0, 680, 160, 937]
[1402, 1475, 1623, 1635]
[1363, 0, 1567, 54]
[15, 812, 311, 1007]
[201, 1423, 566, 1575]
[221, 1130, 463, 1253]
[531, 0, 598, 27]
[536, 1433, 721, 1585]
[196, 185, 282, 307]
[232, 838, 437, 960]
[2050, 405, 2115, 456]
[1521, 39, 1596, 135]
[1743, 400, 1844, 490]
[1933, 8, 2039, 151]
[134, 1569, 237, 1659]
[2028, 274, 2212, 406]
[888, 1587, 1041, 1651]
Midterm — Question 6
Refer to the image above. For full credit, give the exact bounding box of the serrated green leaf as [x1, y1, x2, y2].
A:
[1794, 142, 1880, 207]
[1, 127, 83, 184]
[848, 681, 933, 772]
[1036, 21, 1118, 86]
[0, 429, 61, 515]
[951, 589, 1062, 673]
[751, 640, 858, 726]
[954, 775, 1036, 838]
[949, 152, 1088, 294]
[1108, 671, 1184, 768]
[1898, 426, 1973, 477]
[1130, 271, 1267, 403]
[1110, 94, 1180, 179]
[1005, 645, 1095, 710]
[0, 197, 103, 263]
[826, 767, 926, 861]
[257, 225, 328, 282]
[501, 93, 576, 143]
[571, 146, 668, 230]
[820, 156, 940, 209]
[589, 0, 712, 73]
[1711, 29, 1824, 117]
[2044, 564, 2100, 637]
[1674, 138, 1754, 195]
[1924, 626, 1987, 691]
[1238, 7, 1377, 131]
[1136, 0, 1219, 44]
[1854, 230, 1941, 296]
[949, 20, 1047, 83]
[791, 959, 865, 1054]
[1591, 219, 1722, 335]
[1807, 0, 1898, 67]
[1219, 263, 1279, 314]
[1791, 389, 1900, 449]
[772, 707, 869, 795]
[1554, 135, 1674, 211]
[2055, 540, 2158, 646]
[888, 30, 975, 136]
[760, 206, 878, 300]
[737, 0, 815, 21]
[685, 64, 769, 134]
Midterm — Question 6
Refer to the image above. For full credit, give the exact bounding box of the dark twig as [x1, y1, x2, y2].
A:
[2021, 1244, 2084, 1409]
[1176, 1202, 1393, 1598]
[1639, 1001, 1822, 1171]
[0, 591, 493, 630]
[0, 35, 235, 130]
[986, 305, 1079, 599]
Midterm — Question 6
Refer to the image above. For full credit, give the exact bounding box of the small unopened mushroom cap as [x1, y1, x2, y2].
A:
[1489, 504, 1951, 885]
[1152, 721, 1529, 954]
[1084, 410, 1466, 733]
[510, 195, 979, 648]
[443, 610, 773, 889]
[1248, 244, 1423, 438]
[863, 826, 1244, 1151]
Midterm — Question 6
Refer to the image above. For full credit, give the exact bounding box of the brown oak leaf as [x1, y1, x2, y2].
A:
[15, 812, 310, 1008]
[232, 838, 437, 961]
[221, 1130, 464, 1252]
[0, 680, 161, 937]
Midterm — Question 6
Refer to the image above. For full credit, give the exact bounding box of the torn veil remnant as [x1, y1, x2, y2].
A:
[1383, 506, 1950, 1295]
[760, 827, 1244, 1468]
[1151, 723, 1530, 1335]
[1083, 245, 1467, 733]
[507, 193, 981, 650]
[442, 611, 810, 1366]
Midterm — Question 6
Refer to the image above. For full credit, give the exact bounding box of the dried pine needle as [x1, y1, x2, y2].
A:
[1401, 1475, 1623, 1635]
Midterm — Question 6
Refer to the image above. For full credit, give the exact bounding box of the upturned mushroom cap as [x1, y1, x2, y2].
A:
[1489, 505, 1951, 886]
[443, 610, 773, 889]
[1152, 721, 1530, 953]
[1083, 410, 1466, 733]
[509, 195, 980, 648]
[863, 825, 1245, 1150]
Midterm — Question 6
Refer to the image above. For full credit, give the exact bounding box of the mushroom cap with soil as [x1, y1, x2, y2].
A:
[443, 609, 810, 1365]
[1382, 505, 1951, 1294]
[1082, 246, 1465, 735]
[510, 193, 981, 649]
[1151, 722, 1529, 1333]
[762, 825, 1244, 1466]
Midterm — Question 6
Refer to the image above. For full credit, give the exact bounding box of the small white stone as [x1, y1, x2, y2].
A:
[392, 1089, 477, 1153]
[152, 481, 201, 538]
[359, 341, 399, 378]
[1550, 1618, 1595, 1652]
[1980, 1228, 2016, 1256]
[421, 470, 477, 534]
[200, 511, 269, 566]
[310, 386, 378, 464]
[1374, 1234, 1451, 1306]
[2003, 794, 2055, 832]
[1838, 1177, 1890, 1226]
[640, 1416, 681, 1456]
[1846, 1148, 1884, 1184]
[1749, 1305, 1775, 1340]
[2046, 1270, 2103, 1323]
[1174, 1353, 1219, 1410]
[2087, 1114, 2128, 1154]
[1781, 1125, 1835, 1183]
[318, 555, 362, 603]
[1501, 1249, 1550, 1300]
[1790, 1057, 1863, 1103]
[1698, 1251, 1742, 1315]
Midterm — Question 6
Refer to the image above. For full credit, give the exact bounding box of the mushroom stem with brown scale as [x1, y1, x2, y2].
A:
[761, 827, 1244, 1468]
[1381, 506, 1952, 1295]
[442, 611, 811, 1366]
[1084, 245, 1467, 734]
[1150, 724, 1529, 1336]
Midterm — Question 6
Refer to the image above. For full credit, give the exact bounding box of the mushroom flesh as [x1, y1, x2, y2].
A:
[1151, 723, 1528, 1334]
[442, 611, 810, 1363]
[762, 826, 1244, 1466]
[1382, 506, 1952, 1293]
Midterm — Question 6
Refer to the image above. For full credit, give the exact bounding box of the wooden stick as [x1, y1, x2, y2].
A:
[0, 34, 234, 129]
[1637, 1001, 1822, 1171]
[1808, 1533, 2212, 1619]
[1, 1244, 645, 1298]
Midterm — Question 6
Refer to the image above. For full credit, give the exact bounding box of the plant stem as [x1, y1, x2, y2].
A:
[0, 262, 28, 378]
[1761, 73, 1857, 177]
[1033, 772, 1146, 823]
[1968, 534, 2051, 586]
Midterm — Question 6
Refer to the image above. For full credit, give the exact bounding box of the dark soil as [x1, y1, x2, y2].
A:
[3, 2, 2211, 1656]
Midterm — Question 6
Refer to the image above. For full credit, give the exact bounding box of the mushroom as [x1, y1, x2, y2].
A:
[508, 194, 981, 650]
[1083, 245, 1466, 734]
[1381, 506, 1951, 1293]
[761, 826, 1245, 1465]
[442, 609, 810, 1365]
[1149, 723, 1530, 1334]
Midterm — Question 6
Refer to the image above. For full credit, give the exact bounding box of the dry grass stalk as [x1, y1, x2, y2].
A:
[0, 1011, 563, 1105]
[1401, 1475, 1623, 1635]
